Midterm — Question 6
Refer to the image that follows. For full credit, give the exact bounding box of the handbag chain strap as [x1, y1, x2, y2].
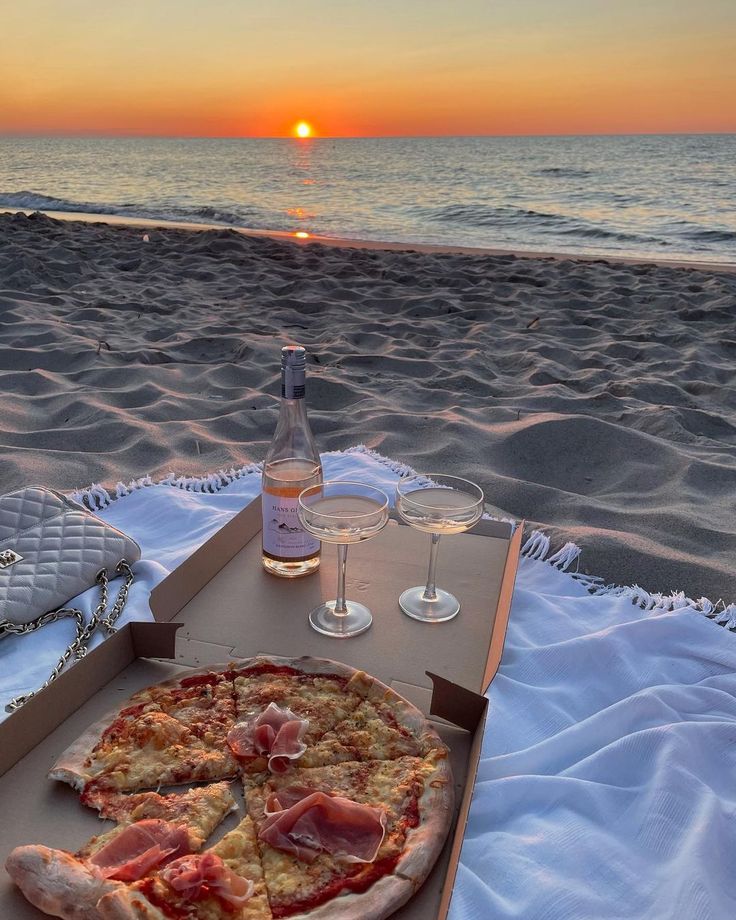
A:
[3, 561, 134, 713]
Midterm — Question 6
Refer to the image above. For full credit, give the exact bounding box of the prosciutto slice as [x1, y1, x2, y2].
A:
[227, 702, 309, 774]
[259, 787, 386, 864]
[161, 852, 255, 906]
[87, 819, 191, 882]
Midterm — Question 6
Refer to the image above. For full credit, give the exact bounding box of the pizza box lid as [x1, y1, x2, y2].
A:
[148, 495, 523, 699]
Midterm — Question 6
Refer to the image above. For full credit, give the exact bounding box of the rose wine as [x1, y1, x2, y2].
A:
[396, 486, 483, 534]
[261, 346, 323, 577]
[300, 494, 389, 544]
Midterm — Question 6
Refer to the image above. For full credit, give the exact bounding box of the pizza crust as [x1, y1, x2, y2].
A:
[233, 655, 375, 699]
[97, 889, 167, 920]
[287, 874, 415, 920]
[5, 845, 122, 920]
[396, 751, 455, 887]
[365, 681, 448, 755]
[49, 722, 108, 791]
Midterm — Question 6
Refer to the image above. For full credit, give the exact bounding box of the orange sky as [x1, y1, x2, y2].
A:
[1, 1, 735, 136]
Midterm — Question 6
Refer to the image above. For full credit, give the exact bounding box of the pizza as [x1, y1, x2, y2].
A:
[5, 655, 454, 920]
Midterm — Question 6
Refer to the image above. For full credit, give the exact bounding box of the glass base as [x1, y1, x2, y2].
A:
[399, 586, 460, 622]
[309, 600, 373, 638]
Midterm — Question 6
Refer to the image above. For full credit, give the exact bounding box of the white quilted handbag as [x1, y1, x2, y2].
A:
[0, 487, 141, 710]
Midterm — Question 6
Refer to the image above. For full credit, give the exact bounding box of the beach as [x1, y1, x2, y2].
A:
[1, 210, 734, 601]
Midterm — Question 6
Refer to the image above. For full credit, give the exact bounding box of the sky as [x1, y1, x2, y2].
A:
[1, 0, 735, 137]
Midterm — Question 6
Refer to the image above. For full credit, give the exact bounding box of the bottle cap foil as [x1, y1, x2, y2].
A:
[281, 345, 306, 369]
[281, 345, 306, 398]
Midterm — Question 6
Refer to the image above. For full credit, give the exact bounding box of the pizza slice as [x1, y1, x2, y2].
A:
[245, 753, 453, 919]
[93, 781, 237, 827]
[126, 670, 238, 750]
[230, 658, 370, 773]
[77, 782, 238, 859]
[300, 693, 447, 768]
[96, 816, 272, 920]
[5, 784, 239, 920]
[49, 671, 241, 800]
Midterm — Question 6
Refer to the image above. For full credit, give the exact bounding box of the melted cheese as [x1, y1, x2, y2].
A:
[301, 700, 424, 767]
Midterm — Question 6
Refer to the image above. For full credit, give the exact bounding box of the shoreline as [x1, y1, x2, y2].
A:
[3, 207, 735, 274]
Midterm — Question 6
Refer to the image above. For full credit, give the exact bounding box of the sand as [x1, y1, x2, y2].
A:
[0, 210, 734, 601]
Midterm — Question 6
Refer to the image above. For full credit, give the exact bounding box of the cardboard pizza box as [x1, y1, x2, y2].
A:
[0, 496, 522, 920]
[149, 496, 521, 697]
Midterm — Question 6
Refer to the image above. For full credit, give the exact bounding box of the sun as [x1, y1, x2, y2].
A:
[294, 121, 312, 138]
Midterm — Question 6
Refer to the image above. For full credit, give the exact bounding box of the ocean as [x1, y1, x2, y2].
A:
[0, 134, 734, 262]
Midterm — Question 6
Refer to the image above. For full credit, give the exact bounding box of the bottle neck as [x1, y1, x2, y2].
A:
[277, 395, 309, 424]
[264, 360, 319, 466]
[282, 364, 305, 400]
[268, 389, 318, 460]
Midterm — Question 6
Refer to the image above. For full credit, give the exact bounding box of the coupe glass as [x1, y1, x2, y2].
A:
[298, 481, 390, 638]
[395, 474, 484, 622]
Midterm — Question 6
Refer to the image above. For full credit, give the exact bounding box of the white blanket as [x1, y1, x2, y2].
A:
[1, 447, 734, 919]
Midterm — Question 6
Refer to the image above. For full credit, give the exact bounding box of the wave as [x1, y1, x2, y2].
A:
[537, 167, 593, 179]
[0, 191, 78, 212]
[678, 227, 736, 244]
[421, 203, 663, 245]
[425, 204, 565, 229]
[0, 190, 284, 233]
[558, 226, 665, 245]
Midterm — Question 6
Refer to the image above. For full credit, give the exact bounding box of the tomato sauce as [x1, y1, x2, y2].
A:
[99, 705, 145, 742]
[179, 673, 224, 689]
[136, 879, 188, 919]
[272, 854, 401, 918]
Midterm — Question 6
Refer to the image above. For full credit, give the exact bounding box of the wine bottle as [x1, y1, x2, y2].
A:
[261, 345, 323, 577]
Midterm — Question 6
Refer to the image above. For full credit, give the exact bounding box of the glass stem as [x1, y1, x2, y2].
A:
[335, 544, 349, 614]
[422, 533, 441, 601]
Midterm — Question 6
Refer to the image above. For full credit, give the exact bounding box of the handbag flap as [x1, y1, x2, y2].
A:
[0, 488, 69, 543]
[0, 489, 141, 627]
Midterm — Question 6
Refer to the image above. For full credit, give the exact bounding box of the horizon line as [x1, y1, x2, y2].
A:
[1, 130, 734, 141]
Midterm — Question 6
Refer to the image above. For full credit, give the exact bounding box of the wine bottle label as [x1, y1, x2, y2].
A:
[262, 493, 320, 557]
